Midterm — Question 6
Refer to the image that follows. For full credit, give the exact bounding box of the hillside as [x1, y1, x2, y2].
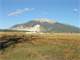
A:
[11, 18, 80, 33]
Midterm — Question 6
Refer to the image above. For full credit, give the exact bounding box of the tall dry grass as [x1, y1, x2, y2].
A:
[0, 32, 80, 60]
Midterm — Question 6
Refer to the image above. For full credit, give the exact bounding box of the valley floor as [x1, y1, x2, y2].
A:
[0, 32, 80, 60]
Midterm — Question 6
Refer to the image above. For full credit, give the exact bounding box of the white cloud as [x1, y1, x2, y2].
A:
[8, 8, 34, 16]
[73, 8, 78, 12]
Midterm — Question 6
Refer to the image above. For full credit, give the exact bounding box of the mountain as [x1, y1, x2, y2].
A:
[11, 18, 80, 33]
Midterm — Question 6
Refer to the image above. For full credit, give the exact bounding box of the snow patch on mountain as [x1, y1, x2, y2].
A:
[33, 18, 56, 24]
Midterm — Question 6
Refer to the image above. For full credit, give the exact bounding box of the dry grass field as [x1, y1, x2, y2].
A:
[0, 32, 80, 60]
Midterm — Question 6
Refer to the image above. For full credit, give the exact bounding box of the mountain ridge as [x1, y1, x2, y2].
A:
[11, 18, 80, 33]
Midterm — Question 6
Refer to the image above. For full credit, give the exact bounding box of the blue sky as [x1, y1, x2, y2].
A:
[0, 0, 80, 28]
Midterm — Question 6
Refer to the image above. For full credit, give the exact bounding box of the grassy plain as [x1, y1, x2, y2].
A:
[0, 32, 80, 60]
